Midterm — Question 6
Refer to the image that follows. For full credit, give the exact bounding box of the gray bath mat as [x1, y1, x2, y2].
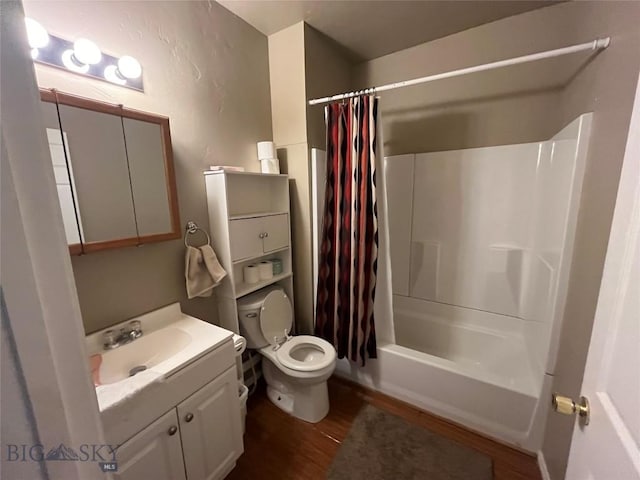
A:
[327, 405, 492, 480]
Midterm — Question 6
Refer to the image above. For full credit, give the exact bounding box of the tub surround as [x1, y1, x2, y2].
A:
[335, 114, 591, 453]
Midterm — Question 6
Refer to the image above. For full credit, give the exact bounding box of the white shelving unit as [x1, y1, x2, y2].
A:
[204, 170, 295, 333]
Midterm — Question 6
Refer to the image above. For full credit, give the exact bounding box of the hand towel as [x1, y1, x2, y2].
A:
[185, 244, 227, 299]
[95, 369, 164, 412]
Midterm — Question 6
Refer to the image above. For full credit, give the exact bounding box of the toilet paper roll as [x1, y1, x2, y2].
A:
[257, 141, 276, 160]
[271, 258, 283, 275]
[243, 264, 259, 284]
[260, 158, 280, 174]
[232, 334, 247, 355]
[258, 261, 273, 280]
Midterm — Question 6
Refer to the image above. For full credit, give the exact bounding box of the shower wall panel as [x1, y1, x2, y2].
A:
[385, 114, 590, 385]
[384, 154, 414, 297]
[393, 143, 541, 318]
[522, 116, 590, 380]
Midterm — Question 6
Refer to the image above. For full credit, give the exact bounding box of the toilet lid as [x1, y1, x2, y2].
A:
[260, 290, 293, 345]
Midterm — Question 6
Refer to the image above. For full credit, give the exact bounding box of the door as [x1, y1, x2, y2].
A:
[229, 217, 264, 261]
[113, 409, 186, 480]
[262, 213, 289, 253]
[178, 366, 243, 480]
[565, 75, 640, 479]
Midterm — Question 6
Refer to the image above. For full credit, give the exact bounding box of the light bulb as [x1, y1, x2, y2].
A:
[104, 65, 126, 85]
[117, 55, 141, 79]
[30, 48, 39, 60]
[73, 38, 101, 65]
[25, 17, 49, 49]
[61, 49, 89, 73]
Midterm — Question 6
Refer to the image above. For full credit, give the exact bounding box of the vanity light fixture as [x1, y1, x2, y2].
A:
[104, 55, 142, 85]
[24, 17, 144, 92]
[117, 55, 142, 79]
[103, 65, 127, 85]
[25, 17, 49, 60]
[61, 49, 90, 73]
[25, 17, 49, 48]
[72, 38, 102, 65]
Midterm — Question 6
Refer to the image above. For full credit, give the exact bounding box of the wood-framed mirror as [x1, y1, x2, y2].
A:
[40, 89, 180, 254]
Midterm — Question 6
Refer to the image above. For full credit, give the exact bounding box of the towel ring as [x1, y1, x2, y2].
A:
[184, 221, 211, 247]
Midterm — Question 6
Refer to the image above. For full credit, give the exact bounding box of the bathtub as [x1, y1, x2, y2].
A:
[335, 295, 552, 452]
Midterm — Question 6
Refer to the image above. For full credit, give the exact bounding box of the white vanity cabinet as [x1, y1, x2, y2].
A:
[99, 328, 244, 480]
[179, 367, 243, 480]
[115, 367, 241, 480]
[112, 410, 186, 480]
[229, 213, 289, 261]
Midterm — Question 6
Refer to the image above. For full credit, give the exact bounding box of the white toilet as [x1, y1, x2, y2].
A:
[237, 286, 337, 423]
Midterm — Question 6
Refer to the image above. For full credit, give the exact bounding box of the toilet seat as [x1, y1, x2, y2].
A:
[276, 335, 336, 372]
[259, 290, 293, 345]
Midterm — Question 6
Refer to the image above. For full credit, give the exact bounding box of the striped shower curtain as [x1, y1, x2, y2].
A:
[315, 95, 379, 366]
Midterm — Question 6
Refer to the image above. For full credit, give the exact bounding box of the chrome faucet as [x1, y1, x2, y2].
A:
[103, 321, 143, 350]
[272, 329, 291, 351]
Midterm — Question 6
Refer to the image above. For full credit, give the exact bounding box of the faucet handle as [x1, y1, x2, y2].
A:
[102, 330, 118, 349]
[129, 320, 142, 338]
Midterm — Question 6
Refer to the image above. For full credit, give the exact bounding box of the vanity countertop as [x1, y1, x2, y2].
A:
[86, 303, 234, 412]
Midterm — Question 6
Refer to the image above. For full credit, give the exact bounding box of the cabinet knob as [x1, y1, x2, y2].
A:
[184, 413, 194, 423]
[264, 232, 269, 238]
[258, 232, 265, 239]
[168, 425, 178, 436]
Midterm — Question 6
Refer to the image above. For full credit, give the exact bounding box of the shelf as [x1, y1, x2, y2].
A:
[235, 272, 292, 298]
[228, 211, 288, 221]
[232, 246, 289, 265]
[204, 170, 288, 178]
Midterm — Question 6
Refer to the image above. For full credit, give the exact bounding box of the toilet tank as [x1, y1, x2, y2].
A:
[237, 286, 284, 349]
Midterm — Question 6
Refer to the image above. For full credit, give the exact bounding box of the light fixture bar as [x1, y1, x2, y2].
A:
[29, 28, 144, 92]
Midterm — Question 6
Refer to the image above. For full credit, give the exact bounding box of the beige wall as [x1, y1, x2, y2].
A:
[352, 4, 578, 154]
[24, 0, 272, 333]
[268, 23, 312, 333]
[304, 25, 353, 149]
[269, 23, 307, 147]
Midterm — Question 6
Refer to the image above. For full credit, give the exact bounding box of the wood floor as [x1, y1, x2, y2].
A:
[227, 376, 542, 480]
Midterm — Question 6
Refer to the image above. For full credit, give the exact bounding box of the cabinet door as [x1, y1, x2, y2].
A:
[41, 101, 83, 247]
[229, 217, 264, 261]
[122, 117, 172, 237]
[57, 104, 138, 244]
[178, 366, 243, 480]
[262, 214, 289, 253]
[113, 409, 186, 480]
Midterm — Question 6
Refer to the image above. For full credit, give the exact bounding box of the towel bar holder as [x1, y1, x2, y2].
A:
[184, 221, 211, 247]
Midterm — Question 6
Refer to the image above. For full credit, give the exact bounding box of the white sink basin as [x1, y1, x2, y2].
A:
[99, 327, 192, 385]
[86, 303, 235, 412]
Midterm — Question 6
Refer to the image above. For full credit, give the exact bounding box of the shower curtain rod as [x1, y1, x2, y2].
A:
[308, 37, 611, 106]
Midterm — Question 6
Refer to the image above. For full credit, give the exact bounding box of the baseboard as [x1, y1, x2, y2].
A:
[538, 450, 551, 480]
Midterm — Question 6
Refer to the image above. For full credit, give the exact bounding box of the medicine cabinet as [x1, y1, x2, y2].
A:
[40, 89, 180, 254]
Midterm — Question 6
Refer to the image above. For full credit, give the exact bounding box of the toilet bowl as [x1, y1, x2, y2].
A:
[237, 286, 336, 423]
